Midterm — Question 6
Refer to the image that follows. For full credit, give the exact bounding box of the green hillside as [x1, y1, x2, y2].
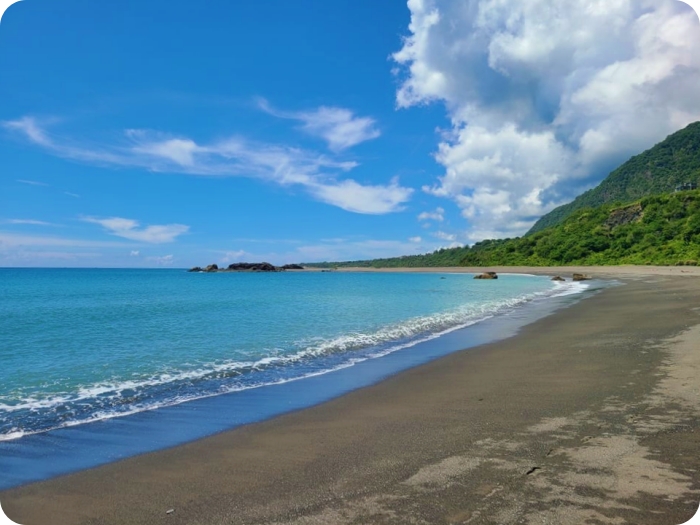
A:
[528, 122, 700, 234]
[306, 191, 700, 268]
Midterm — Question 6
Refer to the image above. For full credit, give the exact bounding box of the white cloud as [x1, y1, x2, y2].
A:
[259, 99, 381, 151]
[409, 236, 422, 243]
[393, 0, 700, 239]
[7, 219, 55, 226]
[0, 231, 128, 248]
[146, 254, 174, 266]
[417, 206, 444, 221]
[307, 178, 413, 214]
[0, 250, 101, 263]
[131, 135, 201, 167]
[64, 191, 80, 198]
[17, 179, 48, 186]
[82, 217, 189, 244]
[434, 230, 456, 241]
[5, 117, 125, 165]
[211, 237, 444, 265]
[4, 118, 410, 215]
[295, 107, 380, 151]
[130, 250, 140, 256]
[294, 238, 428, 262]
[219, 250, 248, 264]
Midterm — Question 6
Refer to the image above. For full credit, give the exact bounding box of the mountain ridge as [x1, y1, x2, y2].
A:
[527, 121, 700, 234]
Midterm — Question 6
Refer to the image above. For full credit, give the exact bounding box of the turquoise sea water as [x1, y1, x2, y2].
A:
[0, 269, 594, 488]
[0, 269, 585, 442]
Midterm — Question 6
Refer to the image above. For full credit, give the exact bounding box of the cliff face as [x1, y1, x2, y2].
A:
[604, 203, 644, 229]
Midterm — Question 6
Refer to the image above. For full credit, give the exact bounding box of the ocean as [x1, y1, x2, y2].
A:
[0, 268, 593, 489]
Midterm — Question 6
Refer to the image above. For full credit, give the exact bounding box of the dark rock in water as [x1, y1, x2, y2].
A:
[281, 264, 304, 270]
[227, 262, 279, 272]
[474, 272, 498, 280]
[572, 273, 591, 281]
[191, 262, 287, 272]
[551, 276, 566, 281]
[255, 262, 277, 272]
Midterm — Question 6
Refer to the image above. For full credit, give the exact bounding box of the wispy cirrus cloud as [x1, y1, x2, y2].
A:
[15, 175, 80, 199]
[17, 179, 48, 187]
[0, 231, 129, 248]
[81, 217, 190, 243]
[4, 117, 411, 215]
[5, 117, 125, 165]
[258, 99, 381, 151]
[6, 219, 57, 226]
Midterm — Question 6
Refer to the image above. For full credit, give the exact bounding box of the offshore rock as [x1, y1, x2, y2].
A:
[474, 272, 498, 280]
[227, 262, 279, 272]
[551, 276, 566, 281]
[572, 273, 591, 281]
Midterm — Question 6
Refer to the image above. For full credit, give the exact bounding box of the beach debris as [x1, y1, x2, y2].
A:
[551, 276, 566, 281]
[572, 273, 591, 281]
[166, 508, 175, 515]
[525, 466, 541, 476]
[474, 272, 498, 280]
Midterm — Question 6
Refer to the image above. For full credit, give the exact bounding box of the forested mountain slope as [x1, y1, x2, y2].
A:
[528, 122, 700, 234]
[306, 191, 700, 268]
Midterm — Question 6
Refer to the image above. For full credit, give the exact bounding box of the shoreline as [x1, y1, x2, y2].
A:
[0, 273, 593, 490]
[3, 270, 700, 524]
[319, 264, 700, 278]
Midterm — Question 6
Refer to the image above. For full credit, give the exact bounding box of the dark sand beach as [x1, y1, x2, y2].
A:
[3, 268, 700, 524]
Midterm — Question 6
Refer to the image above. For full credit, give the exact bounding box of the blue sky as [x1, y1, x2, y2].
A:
[1, 0, 700, 267]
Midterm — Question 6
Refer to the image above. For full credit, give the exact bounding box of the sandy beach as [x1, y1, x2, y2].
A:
[3, 267, 700, 525]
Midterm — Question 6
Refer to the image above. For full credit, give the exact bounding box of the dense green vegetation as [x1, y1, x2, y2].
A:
[305, 191, 700, 268]
[528, 122, 700, 233]
[305, 246, 472, 269]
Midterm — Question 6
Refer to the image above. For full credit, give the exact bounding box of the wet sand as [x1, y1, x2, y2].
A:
[3, 269, 700, 524]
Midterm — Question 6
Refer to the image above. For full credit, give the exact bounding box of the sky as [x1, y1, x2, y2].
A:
[1, 0, 699, 268]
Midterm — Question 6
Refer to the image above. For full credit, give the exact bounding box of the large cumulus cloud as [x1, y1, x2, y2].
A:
[394, 0, 700, 240]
